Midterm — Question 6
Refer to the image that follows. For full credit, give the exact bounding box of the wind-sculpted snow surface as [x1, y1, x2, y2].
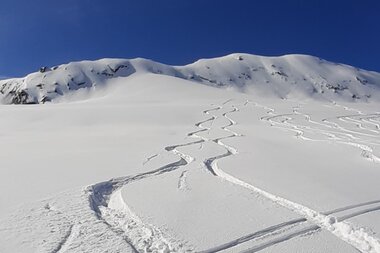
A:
[1, 53, 380, 104]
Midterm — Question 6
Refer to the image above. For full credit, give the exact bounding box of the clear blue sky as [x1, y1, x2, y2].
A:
[1, 0, 380, 77]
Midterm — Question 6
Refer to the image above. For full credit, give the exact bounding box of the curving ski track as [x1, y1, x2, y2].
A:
[256, 101, 380, 164]
[192, 100, 380, 253]
[86, 103, 224, 252]
[84, 99, 380, 253]
[200, 199, 380, 253]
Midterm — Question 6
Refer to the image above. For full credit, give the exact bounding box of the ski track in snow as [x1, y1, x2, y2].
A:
[178, 170, 189, 191]
[200, 199, 380, 253]
[85, 98, 380, 252]
[84, 104, 229, 252]
[4, 98, 380, 253]
[256, 101, 380, 164]
[88, 159, 193, 252]
[142, 154, 159, 165]
[53, 223, 81, 253]
[189, 100, 380, 253]
[85, 102, 229, 252]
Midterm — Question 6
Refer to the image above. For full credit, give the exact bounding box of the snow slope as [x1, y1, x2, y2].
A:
[1, 54, 380, 253]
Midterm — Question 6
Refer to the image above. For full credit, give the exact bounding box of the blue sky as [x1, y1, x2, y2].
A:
[1, 0, 380, 77]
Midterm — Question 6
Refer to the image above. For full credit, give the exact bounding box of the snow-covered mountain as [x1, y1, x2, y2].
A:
[1, 53, 380, 104]
[1, 53, 380, 253]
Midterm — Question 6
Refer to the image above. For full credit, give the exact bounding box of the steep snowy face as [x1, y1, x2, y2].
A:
[1, 54, 380, 104]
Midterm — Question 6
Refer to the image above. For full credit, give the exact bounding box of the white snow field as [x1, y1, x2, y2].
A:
[0, 54, 380, 253]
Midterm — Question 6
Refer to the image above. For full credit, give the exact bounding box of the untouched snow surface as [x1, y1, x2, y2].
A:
[1, 54, 380, 253]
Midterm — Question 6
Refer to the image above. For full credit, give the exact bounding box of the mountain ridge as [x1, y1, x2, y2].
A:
[1, 53, 380, 104]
